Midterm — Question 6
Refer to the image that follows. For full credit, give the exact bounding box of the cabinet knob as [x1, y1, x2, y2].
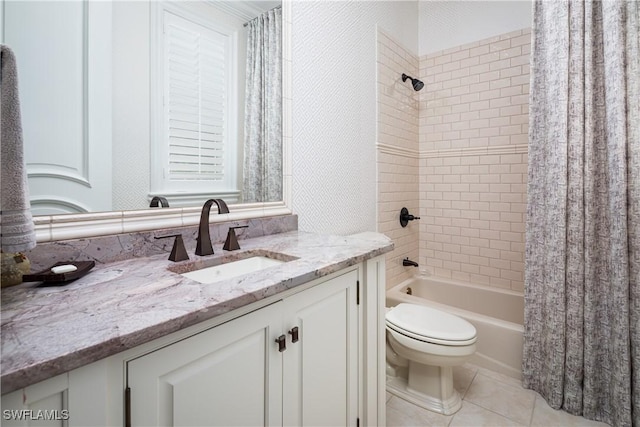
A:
[289, 326, 299, 343]
[275, 335, 287, 352]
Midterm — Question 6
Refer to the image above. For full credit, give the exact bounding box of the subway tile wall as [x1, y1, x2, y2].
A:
[376, 30, 420, 289]
[419, 29, 531, 292]
[377, 28, 531, 292]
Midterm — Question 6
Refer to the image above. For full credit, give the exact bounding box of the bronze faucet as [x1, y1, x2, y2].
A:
[149, 196, 169, 208]
[195, 199, 229, 256]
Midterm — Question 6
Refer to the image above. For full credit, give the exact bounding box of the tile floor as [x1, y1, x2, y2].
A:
[386, 363, 611, 427]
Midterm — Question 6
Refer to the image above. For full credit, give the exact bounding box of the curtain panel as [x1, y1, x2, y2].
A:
[243, 7, 282, 203]
[523, 1, 639, 425]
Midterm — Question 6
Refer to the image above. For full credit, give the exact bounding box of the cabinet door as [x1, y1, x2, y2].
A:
[282, 269, 360, 427]
[1, 360, 108, 427]
[1, 374, 69, 427]
[127, 302, 283, 427]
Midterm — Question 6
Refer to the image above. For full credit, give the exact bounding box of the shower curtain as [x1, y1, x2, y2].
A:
[243, 6, 282, 203]
[523, 1, 639, 425]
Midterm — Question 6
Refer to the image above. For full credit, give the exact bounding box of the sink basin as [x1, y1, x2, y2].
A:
[170, 250, 297, 285]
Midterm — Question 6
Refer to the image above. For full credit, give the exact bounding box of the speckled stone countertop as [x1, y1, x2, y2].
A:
[1, 231, 393, 394]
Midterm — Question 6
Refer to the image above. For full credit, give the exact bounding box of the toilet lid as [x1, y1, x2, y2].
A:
[386, 303, 476, 343]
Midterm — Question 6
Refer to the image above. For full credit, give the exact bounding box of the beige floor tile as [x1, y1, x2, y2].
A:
[385, 363, 615, 427]
[463, 372, 535, 425]
[473, 364, 523, 389]
[449, 401, 525, 427]
[453, 364, 478, 398]
[530, 395, 611, 427]
[386, 395, 452, 427]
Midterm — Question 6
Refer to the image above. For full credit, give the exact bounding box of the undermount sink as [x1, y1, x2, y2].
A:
[170, 250, 298, 285]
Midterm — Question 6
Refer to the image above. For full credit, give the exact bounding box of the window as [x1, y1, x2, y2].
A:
[151, 3, 239, 205]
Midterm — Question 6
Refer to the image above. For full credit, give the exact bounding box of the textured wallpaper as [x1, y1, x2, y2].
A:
[291, 1, 419, 235]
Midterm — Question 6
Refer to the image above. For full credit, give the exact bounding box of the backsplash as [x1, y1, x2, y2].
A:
[25, 215, 298, 271]
[419, 29, 530, 292]
[377, 28, 530, 292]
[376, 29, 420, 289]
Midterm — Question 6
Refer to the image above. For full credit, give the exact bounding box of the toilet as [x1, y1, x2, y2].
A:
[385, 303, 477, 415]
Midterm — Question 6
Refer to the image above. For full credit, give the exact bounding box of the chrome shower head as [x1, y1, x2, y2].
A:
[402, 73, 424, 91]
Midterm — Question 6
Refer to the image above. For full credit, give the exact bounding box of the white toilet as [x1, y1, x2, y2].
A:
[385, 303, 477, 415]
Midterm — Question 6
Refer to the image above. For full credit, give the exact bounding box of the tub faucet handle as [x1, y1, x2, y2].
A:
[400, 207, 420, 227]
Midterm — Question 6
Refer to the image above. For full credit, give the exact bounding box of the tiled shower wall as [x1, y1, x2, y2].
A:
[377, 28, 530, 292]
[419, 29, 530, 292]
[376, 30, 420, 289]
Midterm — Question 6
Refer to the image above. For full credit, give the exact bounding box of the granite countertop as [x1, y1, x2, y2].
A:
[1, 231, 393, 394]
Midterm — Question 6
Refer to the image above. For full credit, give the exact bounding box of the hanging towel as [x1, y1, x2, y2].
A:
[1, 44, 36, 252]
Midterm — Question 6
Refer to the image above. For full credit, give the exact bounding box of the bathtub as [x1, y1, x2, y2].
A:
[386, 276, 524, 379]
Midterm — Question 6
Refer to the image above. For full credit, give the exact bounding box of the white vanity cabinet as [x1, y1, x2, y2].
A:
[127, 268, 359, 426]
[1, 256, 387, 427]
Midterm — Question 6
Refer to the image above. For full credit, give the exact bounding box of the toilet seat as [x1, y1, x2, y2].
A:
[386, 303, 477, 346]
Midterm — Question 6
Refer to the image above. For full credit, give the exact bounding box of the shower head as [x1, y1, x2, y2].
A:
[402, 73, 424, 91]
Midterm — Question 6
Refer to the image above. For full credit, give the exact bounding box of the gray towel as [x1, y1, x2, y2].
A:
[1, 44, 36, 252]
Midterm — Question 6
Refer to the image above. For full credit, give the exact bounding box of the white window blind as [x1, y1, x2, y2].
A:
[164, 12, 229, 183]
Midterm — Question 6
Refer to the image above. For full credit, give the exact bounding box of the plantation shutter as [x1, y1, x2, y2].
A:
[165, 13, 228, 182]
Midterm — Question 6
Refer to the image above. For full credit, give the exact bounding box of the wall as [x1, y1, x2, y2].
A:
[418, 1, 532, 55]
[376, 30, 420, 289]
[291, 1, 418, 235]
[418, 29, 530, 292]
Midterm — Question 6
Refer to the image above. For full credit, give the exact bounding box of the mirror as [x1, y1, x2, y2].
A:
[1, 0, 286, 217]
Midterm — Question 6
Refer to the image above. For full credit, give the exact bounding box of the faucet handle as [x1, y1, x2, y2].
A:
[223, 225, 249, 251]
[155, 234, 189, 262]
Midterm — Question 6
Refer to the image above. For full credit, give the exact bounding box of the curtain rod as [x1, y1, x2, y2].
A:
[243, 4, 282, 27]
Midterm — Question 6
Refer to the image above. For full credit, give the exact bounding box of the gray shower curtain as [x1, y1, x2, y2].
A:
[523, 1, 639, 425]
[242, 6, 282, 203]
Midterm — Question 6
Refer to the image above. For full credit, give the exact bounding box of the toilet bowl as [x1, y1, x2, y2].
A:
[385, 303, 477, 415]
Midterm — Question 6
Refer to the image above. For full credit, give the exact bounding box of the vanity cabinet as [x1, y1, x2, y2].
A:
[1, 255, 387, 427]
[127, 268, 359, 426]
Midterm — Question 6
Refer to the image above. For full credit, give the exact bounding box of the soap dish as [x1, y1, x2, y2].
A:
[22, 261, 96, 284]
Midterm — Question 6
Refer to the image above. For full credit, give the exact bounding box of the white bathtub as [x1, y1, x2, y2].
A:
[386, 276, 524, 379]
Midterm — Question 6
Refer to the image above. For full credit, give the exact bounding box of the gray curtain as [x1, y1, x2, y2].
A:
[523, 1, 639, 425]
[243, 6, 282, 203]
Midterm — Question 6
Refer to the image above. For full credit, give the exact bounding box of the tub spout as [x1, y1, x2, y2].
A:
[403, 257, 419, 267]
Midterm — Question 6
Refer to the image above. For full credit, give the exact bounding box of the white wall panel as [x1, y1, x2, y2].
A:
[4, 1, 113, 214]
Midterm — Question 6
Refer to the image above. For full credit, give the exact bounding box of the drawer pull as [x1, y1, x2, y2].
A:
[289, 327, 299, 343]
